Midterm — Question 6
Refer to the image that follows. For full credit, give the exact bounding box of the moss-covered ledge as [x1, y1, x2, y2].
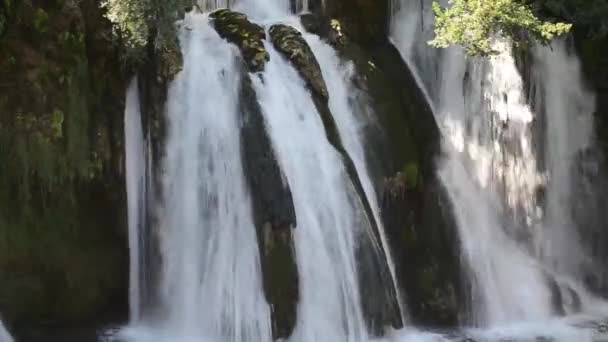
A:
[209, 9, 269, 72]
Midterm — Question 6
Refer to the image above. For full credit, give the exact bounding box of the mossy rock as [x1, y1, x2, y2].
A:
[317, 0, 389, 45]
[269, 24, 328, 100]
[209, 9, 269, 72]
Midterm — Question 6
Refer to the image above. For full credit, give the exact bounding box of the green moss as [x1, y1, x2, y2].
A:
[50, 109, 64, 138]
[403, 162, 420, 188]
[33, 7, 48, 33]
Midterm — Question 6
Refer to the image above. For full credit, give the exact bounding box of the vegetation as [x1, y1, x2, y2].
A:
[430, 0, 571, 55]
[102, 0, 189, 62]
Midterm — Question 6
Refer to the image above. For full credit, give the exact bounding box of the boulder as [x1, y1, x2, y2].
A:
[209, 9, 269, 72]
[269, 24, 328, 100]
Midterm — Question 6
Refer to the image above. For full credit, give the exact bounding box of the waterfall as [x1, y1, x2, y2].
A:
[391, 0, 603, 327]
[121, 13, 273, 341]
[0, 320, 13, 342]
[530, 39, 596, 281]
[252, 40, 369, 342]
[125, 78, 146, 322]
[302, 31, 405, 320]
[117, 0, 407, 336]
[158, 13, 272, 340]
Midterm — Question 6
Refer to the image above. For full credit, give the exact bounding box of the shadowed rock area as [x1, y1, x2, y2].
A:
[239, 71, 299, 339]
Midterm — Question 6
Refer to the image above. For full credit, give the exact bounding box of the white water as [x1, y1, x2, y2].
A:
[122, 13, 273, 342]
[302, 31, 405, 319]
[530, 39, 596, 279]
[0, 320, 13, 342]
[391, 0, 602, 328]
[125, 78, 145, 322]
[253, 40, 369, 342]
[116, 0, 608, 341]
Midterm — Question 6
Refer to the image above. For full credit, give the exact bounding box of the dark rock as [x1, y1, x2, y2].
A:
[573, 32, 608, 298]
[239, 70, 299, 339]
[381, 173, 462, 326]
[269, 24, 328, 100]
[300, 14, 346, 47]
[209, 9, 269, 72]
[318, 0, 390, 45]
[0, 0, 128, 334]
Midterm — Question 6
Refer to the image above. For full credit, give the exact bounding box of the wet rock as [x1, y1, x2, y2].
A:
[319, 0, 390, 45]
[269, 24, 328, 100]
[300, 14, 346, 47]
[239, 70, 298, 339]
[209, 9, 269, 72]
[381, 172, 462, 326]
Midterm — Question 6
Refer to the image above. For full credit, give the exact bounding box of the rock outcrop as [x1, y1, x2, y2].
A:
[210, 9, 269, 72]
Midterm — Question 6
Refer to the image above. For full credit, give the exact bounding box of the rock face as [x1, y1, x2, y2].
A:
[0, 0, 128, 336]
[269, 24, 328, 99]
[210, 9, 269, 72]
[239, 72, 299, 339]
[381, 173, 462, 326]
[269, 23, 403, 334]
[318, 0, 390, 45]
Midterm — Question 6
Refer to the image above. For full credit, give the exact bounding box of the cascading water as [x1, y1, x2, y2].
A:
[158, 14, 272, 341]
[302, 32, 405, 319]
[121, 2, 404, 339]
[117, 0, 608, 340]
[125, 78, 147, 323]
[391, 0, 605, 329]
[252, 42, 369, 341]
[530, 39, 596, 281]
[122, 13, 273, 342]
